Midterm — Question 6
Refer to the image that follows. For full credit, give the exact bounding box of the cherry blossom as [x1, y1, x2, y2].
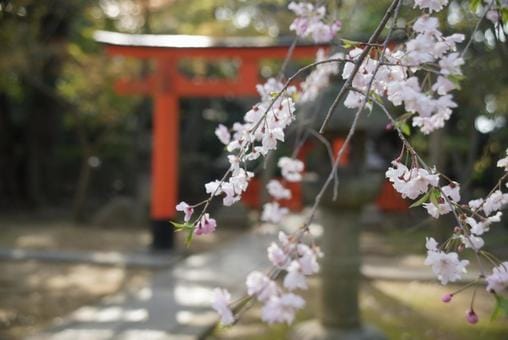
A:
[497, 149, 508, 171]
[483, 190, 508, 216]
[283, 261, 308, 290]
[288, 2, 341, 43]
[261, 293, 305, 324]
[424, 237, 469, 285]
[211, 288, 234, 325]
[386, 161, 439, 200]
[171, 0, 508, 327]
[215, 124, 231, 145]
[175, 201, 194, 222]
[267, 242, 290, 268]
[460, 234, 484, 250]
[297, 244, 320, 275]
[486, 262, 508, 294]
[466, 212, 502, 235]
[261, 202, 289, 224]
[266, 180, 291, 200]
[278, 157, 305, 182]
[423, 202, 451, 219]
[194, 213, 217, 236]
[246, 271, 279, 302]
[442, 182, 461, 202]
[414, 0, 449, 13]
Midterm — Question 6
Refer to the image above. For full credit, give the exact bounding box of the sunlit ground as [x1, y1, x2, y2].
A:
[0, 213, 507, 339]
[0, 216, 242, 339]
[210, 278, 508, 340]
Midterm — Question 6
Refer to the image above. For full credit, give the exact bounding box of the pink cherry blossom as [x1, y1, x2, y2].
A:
[486, 262, 508, 294]
[176, 201, 194, 222]
[261, 202, 289, 224]
[261, 293, 305, 324]
[194, 213, 217, 236]
[211, 288, 234, 325]
[215, 124, 231, 145]
[424, 240, 469, 285]
[246, 271, 279, 302]
[278, 157, 304, 182]
[266, 180, 291, 200]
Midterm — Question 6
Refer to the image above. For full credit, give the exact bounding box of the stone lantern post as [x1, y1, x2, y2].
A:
[293, 87, 387, 339]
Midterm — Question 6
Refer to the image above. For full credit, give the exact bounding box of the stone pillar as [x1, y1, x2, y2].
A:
[320, 208, 361, 330]
[293, 174, 384, 340]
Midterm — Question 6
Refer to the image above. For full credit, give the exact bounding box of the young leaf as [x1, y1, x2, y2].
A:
[399, 122, 411, 136]
[430, 188, 441, 207]
[410, 191, 431, 208]
[185, 230, 194, 247]
[491, 294, 508, 321]
[341, 39, 359, 49]
[170, 221, 193, 232]
[469, 0, 482, 13]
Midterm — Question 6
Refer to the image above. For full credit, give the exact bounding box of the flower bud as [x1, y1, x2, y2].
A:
[457, 244, 465, 252]
[466, 309, 478, 324]
[453, 226, 461, 234]
[441, 293, 453, 303]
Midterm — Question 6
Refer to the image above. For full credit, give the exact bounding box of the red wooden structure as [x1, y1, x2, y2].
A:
[95, 31, 325, 249]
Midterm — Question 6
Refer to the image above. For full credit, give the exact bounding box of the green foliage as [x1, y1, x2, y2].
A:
[409, 188, 441, 208]
[469, 0, 483, 12]
[491, 294, 508, 321]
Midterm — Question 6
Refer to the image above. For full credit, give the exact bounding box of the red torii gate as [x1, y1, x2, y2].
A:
[95, 31, 325, 249]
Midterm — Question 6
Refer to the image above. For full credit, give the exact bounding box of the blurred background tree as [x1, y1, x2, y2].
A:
[0, 0, 506, 223]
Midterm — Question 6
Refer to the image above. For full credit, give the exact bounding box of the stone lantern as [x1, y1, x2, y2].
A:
[293, 84, 387, 339]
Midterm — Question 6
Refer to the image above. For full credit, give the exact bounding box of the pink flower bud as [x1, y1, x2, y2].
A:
[441, 293, 453, 303]
[385, 123, 394, 131]
[466, 309, 478, 324]
[453, 226, 461, 234]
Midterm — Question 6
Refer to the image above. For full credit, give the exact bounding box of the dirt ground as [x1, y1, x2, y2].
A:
[210, 278, 508, 340]
[0, 261, 151, 339]
[0, 216, 243, 340]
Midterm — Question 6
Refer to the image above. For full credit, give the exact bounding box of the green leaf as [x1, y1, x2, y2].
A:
[502, 8, 508, 23]
[410, 191, 431, 208]
[469, 0, 482, 13]
[430, 188, 441, 207]
[341, 39, 359, 49]
[398, 112, 415, 122]
[184, 230, 194, 247]
[170, 221, 193, 232]
[399, 122, 411, 136]
[491, 294, 508, 321]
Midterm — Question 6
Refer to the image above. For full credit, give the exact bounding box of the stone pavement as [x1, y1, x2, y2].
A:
[25, 214, 479, 340]
[0, 248, 182, 268]
[27, 232, 274, 340]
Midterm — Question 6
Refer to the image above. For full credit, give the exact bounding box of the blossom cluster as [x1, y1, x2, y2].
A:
[385, 148, 508, 303]
[175, 47, 341, 237]
[288, 1, 341, 43]
[342, 9, 466, 134]
[212, 231, 321, 325]
[176, 0, 508, 328]
[261, 158, 304, 223]
[385, 161, 439, 200]
[424, 237, 469, 285]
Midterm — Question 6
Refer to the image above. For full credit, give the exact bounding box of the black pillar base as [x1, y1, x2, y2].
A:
[150, 219, 175, 250]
